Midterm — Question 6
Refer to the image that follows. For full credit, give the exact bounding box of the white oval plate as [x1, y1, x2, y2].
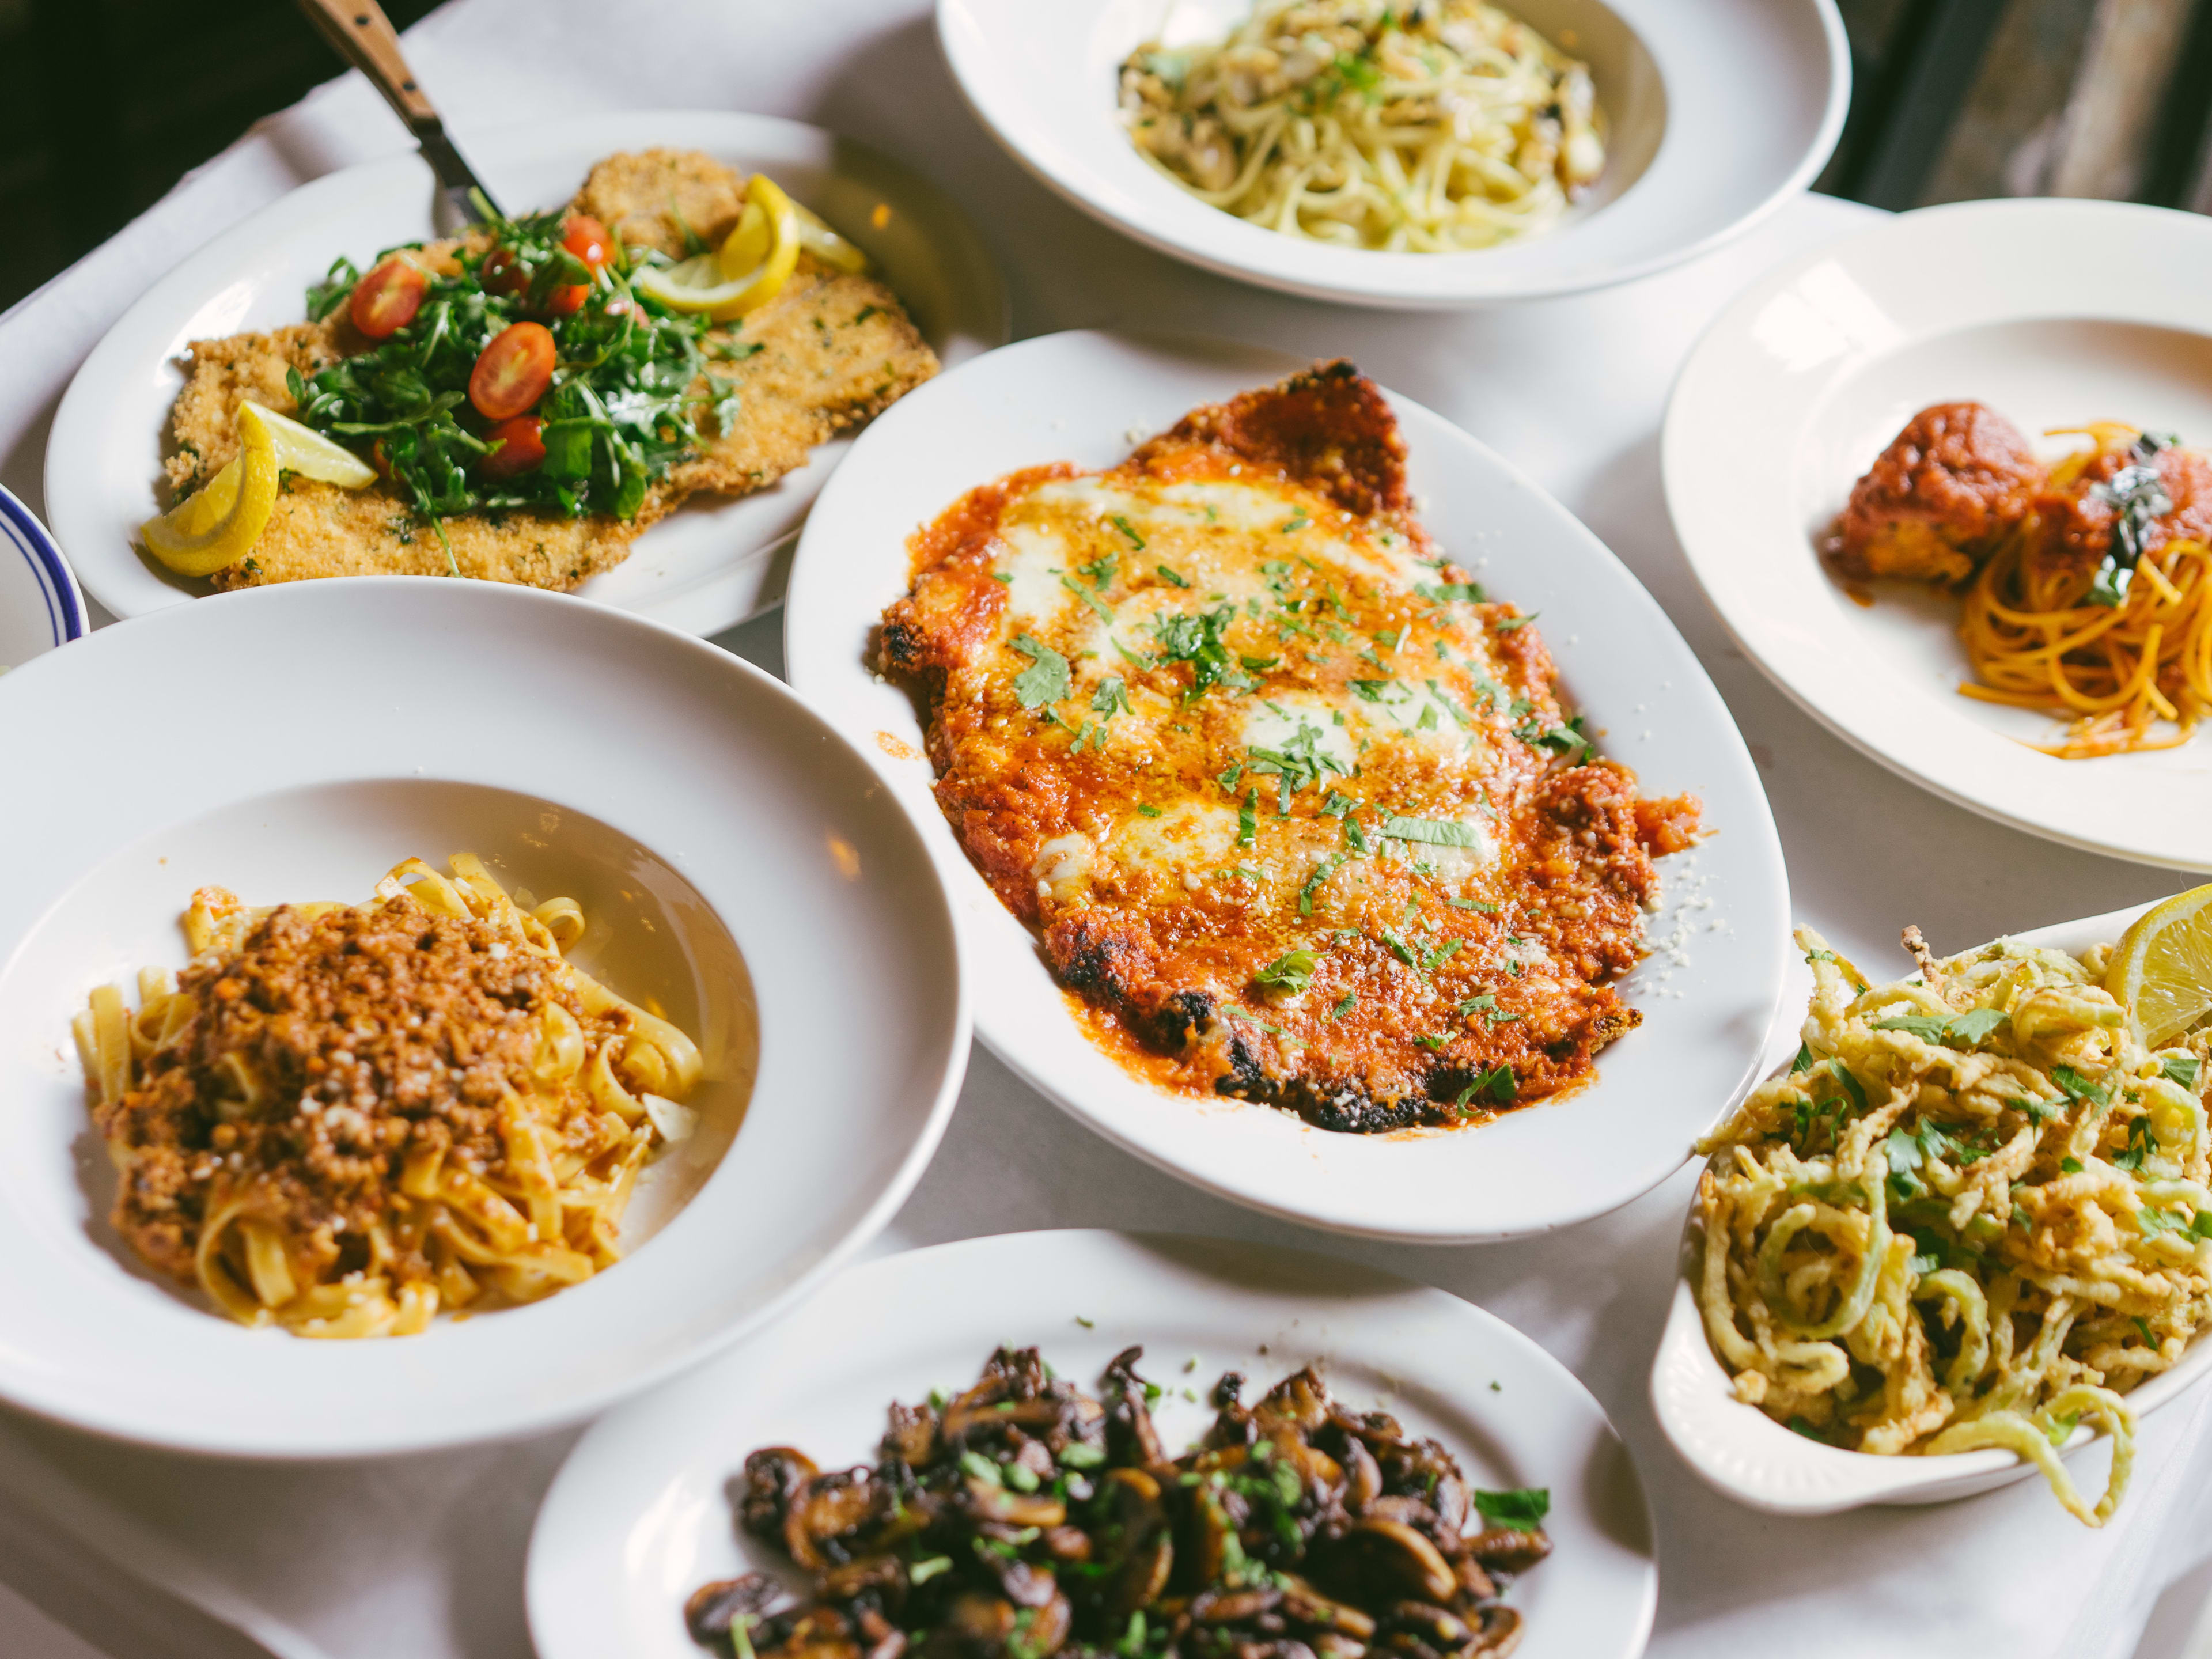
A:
[0, 483, 85, 669]
[785, 330, 1788, 1243]
[45, 109, 1008, 638]
[1652, 895, 2212, 1513]
[0, 577, 968, 1457]
[937, 0, 1846, 308]
[1665, 199, 2212, 870]
[528, 1229, 1657, 1659]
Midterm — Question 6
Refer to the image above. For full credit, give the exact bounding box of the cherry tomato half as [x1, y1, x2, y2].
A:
[479, 415, 547, 480]
[468, 322, 556, 421]
[482, 247, 527, 297]
[562, 215, 612, 270]
[350, 256, 427, 340]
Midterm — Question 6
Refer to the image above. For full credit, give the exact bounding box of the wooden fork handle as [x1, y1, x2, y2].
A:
[294, 0, 437, 130]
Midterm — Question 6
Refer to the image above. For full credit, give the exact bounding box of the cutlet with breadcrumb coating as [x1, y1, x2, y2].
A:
[155, 150, 938, 592]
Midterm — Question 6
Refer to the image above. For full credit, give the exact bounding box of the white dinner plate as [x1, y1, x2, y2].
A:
[0, 483, 84, 669]
[527, 1229, 1658, 1659]
[1665, 199, 2212, 870]
[0, 577, 968, 1457]
[45, 109, 1008, 638]
[784, 329, 1789, 1243]
[1652, 895, 2212, 1513]
[937, 0, 1846, 308]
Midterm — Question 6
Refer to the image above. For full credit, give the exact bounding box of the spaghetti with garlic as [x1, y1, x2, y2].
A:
[75, 854, 703, 1339]
[1118, 0, 1603, 252]
[1695, 926, 2212, 1525]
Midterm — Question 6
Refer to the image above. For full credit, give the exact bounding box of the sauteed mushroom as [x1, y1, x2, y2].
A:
[690, 1348, 1553, 1659]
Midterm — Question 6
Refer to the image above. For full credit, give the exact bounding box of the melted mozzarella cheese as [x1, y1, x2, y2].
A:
[997, 522, 1075, 627]
[1031, 832, 1094, 903]
[1240, 694, 1358, 776]
[1113, 800, 1240, 884]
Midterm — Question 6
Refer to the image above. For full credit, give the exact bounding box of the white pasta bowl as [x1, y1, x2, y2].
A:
[1663, 199, 2212, 869]
[937, 0, 1847, 307]
[1651, 897, 2212, 1513]
[0, 578, 968, 1457]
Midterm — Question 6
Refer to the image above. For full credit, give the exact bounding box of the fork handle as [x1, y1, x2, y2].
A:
[294, 0, 437, 129]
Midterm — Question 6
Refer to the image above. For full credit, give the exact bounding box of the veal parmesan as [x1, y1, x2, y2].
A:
[881, 363, 1698, 1132]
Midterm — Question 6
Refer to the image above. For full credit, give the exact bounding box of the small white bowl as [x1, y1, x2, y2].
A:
[0, 577, 969, 1458]
[528, 1230, 1659, 1659]
[1651, 897, 2212, 1513]
[0, 484, 85, 669]
[937, 0, 1848, 308]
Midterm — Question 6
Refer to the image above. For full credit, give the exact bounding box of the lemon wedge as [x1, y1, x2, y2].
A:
[2106, 883, 2212, 1046]
[791, 202, 872, 275]
[142, 426, 278, 577]
[632, 174, 801, 321]
[237, 400, 377, 488]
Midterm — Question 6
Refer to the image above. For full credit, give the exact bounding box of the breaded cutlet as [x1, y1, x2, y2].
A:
[157, 150, 940, 592]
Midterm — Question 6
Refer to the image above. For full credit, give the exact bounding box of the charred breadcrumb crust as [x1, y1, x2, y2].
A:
[884, 362, 1700, 1134]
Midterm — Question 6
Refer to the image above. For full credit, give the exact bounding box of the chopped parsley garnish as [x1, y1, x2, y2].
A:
[1135, 804, 1162, 817]
[1381, 816, 1479, 847]
[2163, 1054, 2202, 1089]
[1298, 853, 1346, 916]
[2051, 1064, 2111, 1108]
[1153, 604, 1252, 703]
[1447, 896, 1497, 911]
[1155, 563, 1190, 588]
[1109, 514, 1146, 550]
[1255, 950, 1318, 994]
[1330, 991, 1356, 1019]
[1869, 1007, 2009, 1051]
[1493, 612, 1536, 632]
[1010, 635, 1070, 709]
[1092, 676, 1131, 717]
[1454, 1065, 1516, 1110]
[2086, 443, 2176, 605]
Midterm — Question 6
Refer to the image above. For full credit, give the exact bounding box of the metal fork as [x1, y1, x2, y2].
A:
[293, 0, 505, 224]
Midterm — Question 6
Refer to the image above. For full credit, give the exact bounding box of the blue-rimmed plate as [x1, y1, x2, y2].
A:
[0, 486, 85, 669]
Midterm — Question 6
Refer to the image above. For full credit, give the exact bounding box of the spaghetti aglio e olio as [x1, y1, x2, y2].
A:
[1118, 0, 1603, 253]
[75, 854, 703, 1339]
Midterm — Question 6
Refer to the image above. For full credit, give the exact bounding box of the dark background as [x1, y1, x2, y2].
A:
[1, 0, 2207, 313]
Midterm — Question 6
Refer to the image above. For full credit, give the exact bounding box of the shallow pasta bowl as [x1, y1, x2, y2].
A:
[784, 329, 1789, 1243]
[1664, 199, 2212, 870]
[0, 577, 967, 1457]
[527, 1229, 1658, 1659]
[937, 0, 1847, 307]
[1650, 897, 2212, 1513]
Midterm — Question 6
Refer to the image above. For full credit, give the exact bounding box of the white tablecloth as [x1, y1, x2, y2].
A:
[3, 3, 2206, 1656]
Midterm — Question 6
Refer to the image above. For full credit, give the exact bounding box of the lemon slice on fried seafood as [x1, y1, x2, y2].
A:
[2107, 883, 2212, 1047]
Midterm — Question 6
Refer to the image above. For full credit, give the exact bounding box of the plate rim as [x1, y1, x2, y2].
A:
[525, 1226, 1661, 1659]
[1662, 195, 2212, 872]
[784, 325, 1793, 1245]
[1649, 893, 2212, 1513]
[43, 108, 1010, 635]
[0, 575, 974, 1459]
[0, 483, 86, 656]
[933, 0, 1850, 308]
